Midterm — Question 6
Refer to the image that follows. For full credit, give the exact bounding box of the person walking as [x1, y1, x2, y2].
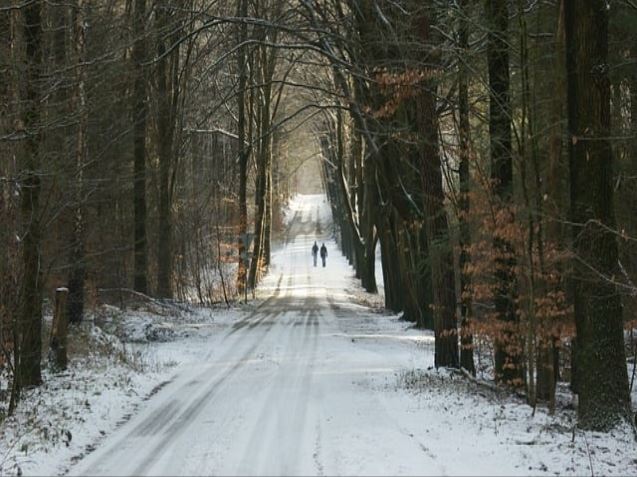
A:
[320, 243, 328, 267]
[312, 241, 319, 267]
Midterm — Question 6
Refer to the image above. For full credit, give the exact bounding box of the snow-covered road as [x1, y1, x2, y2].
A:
[69, 194, 441, 476]
[67, 194, 636, 477]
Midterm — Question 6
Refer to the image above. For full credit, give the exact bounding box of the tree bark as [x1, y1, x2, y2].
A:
[378, 210, 403, 313]
[17, 0, 44, 389]
[156, 2, 179, 299]
[132, 0, 148, 294]
[537, 0, 566, 404]
[486, 0, 522, 385]
[67, 0, 88, 323]
[564, 0, 631, 430]
[49, 288, 69, 371]
[236, 0, 249, 297]
[248, 31, 276, 290]
[458, 0, 475, 375]
[415, 6, 459, 368]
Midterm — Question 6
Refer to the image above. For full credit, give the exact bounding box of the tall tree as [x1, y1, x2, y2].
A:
[67, 0, 88, 323]
[486, 0, 521, 385]
[156, 1, 181, 299]
[414, 1, 459, 368]
[248, 13, 278, 290]
[132, 0, 148, 294]
[457, 0, 475, 375]
[18, 0, 44, 387]
[236, 0, 249, 297]
[564, 0, 630, 430]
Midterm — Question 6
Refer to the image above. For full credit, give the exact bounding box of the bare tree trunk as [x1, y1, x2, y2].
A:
[248, 141, 268, 290]
[7, 5, 22, 413]
[415, 6, 458, 368]
[49, 288, 69, 371]
[67, 0, 88, 323]
[537, 0, 566, 406]
[565, 0, 631, 430]
[18, 0, 44, 388]
[236, 0, 249, 297]
[248, 37, 273, 290]
[361, 160, 378, 294]
[156, 2, 179, 299]
[378, 211, 402, 312]
[132, 0, 148, 294]
[458, 0, 475, 375]
[486, 0, 522, 385]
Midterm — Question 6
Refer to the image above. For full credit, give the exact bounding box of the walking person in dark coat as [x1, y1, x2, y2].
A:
[320, 243, 328, 267]
[312, 241, 319, 267]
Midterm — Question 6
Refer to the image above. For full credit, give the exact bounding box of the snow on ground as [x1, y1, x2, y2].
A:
[1, 193, 636, 476]
[0, 304, 246, 476]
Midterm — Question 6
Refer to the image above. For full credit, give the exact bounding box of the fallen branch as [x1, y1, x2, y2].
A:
[97, 288, 186, 314]
[451, 366, 528, 401]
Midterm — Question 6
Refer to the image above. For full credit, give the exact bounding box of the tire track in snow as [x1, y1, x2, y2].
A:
[128, 285, 295, 475]
[235, 246, 319, 475]
[135, 234, 303, 475]
[227, 272, 284, 334]
[73, 272, 292, 476]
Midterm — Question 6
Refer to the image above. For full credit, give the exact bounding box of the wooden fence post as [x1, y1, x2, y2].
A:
[49, 287, 69, 371]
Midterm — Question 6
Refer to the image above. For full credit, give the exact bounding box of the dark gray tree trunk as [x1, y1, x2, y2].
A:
[415, 5, 459, 368]
[235, 0, 249, 297]
[360, 139, 378, 294]
[564, 0, 631, 430]
[156, 2, 179, 299]
[537, 0, 566, 404]
[486, 0, 522, 385]
[67, 0, 88, 323]
[458, 0, 475, 375]
[132, 0, 148, 294]
[378, 211, 403, 313]
[18, 0, 44, 388]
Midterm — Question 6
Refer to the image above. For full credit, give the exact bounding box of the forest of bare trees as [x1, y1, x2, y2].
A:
[1, 0, 636, 434]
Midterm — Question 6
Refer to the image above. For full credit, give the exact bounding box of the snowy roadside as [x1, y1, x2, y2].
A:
[383, 368, 637, 476]
[311, 246, 637, 474]
[0, 303, 243, 477]
[3, 192, 637, 477]
[321, 285, 637, 476]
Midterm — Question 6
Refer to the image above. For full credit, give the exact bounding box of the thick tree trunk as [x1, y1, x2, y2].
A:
[67, 0, 87, 323]
[248, 42, 274, 290]
[564, 0, 631, 430]
[416, 19, 458, 367]
[395, 221, 433, 329]
[156, 3, 178, 299]
[18, 0, 44, 388]
[486, 0, 522, 385]
[537, 0, 566, 404]
[458, 0, 475, 375]
[378, 211, 403, 313]
[132, 0, 148, 294]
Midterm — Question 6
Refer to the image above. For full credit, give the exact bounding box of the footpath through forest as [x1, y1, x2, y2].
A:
[1, 195, 635, 476]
